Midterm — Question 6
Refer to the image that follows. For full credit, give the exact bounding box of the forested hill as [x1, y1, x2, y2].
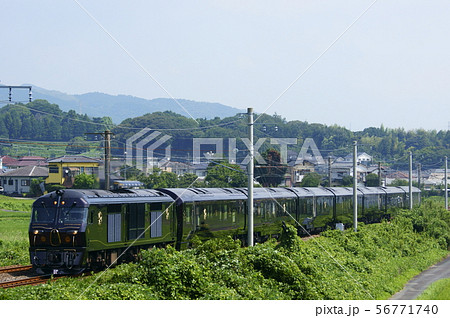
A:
[0, 99, 449, 169]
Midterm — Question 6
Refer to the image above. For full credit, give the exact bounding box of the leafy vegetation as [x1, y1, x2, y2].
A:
[417, 278, 450, 300]
[255, 149, 287, 187]
[0, 200, 448, 300]
[0, 210, 31, 266]
[0, 197, 33, 266]
[72, 173, 99, 189]
[1, 100, 448, 171]
[0, 195, 33, 212]
[300, 172, 322, 187]
[205, 161, 247, 188]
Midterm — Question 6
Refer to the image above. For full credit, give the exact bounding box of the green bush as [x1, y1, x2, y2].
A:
[0, 199, 448, 300]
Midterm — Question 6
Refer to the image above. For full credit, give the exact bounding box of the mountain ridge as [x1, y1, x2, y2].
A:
[24, 85, 244, 123]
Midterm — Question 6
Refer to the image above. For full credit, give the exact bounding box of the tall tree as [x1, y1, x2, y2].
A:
[254, 149, 287, 187]
[205, 161, 246, 188]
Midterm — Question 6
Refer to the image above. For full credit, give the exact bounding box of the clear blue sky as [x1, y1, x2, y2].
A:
[1, 0, 449, 131]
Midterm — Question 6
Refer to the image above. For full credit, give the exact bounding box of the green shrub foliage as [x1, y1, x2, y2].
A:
[0, 200, 448, 300]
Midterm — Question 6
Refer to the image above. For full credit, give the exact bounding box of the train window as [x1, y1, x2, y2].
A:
[128, 204, 145, 240]
[32, 206, 57, 223]
[150, 203, 162, 211]
[59, 207, 87, 224]
[107, 204, 122, 214]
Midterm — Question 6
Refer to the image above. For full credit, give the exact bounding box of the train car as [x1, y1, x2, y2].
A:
[241, 187, 298, 242]
[293, 187, 335, 232]
[158, 188, 247, 249]
[396, 186, 421, 207]
[29, 189, 174, 274]
[358, 187, 386, 222]
[29, 186, 420, 274]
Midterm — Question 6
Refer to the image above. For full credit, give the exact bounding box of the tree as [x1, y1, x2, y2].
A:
[205, 161, 246, 188]
[139, 171, 179, 189]
[118, 165, 144, 180]
[73, 173, 97, 189]
[299, 172, 322, 187]
[342, 175, 353, 186]
[390, 179, 409, 186]
[178, 173, 200, 188]
[365, 173, 380, 187]
[30, 178, 45, 196]
[254, 149, 287, 187]
[65, 137, 90, 154]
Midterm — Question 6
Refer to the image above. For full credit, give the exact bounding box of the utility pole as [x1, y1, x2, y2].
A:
[328, 157, 332, 187]
[104, 130, 112, 190]
[86, 130, 114, 190]
[417, 163, 421, 189]
[247, 108, 254, 247]
[445, 156, 448, 211]
[409, 151, 413, 210]
[353, 141, 358, 232]
[378, 161, 382, 186]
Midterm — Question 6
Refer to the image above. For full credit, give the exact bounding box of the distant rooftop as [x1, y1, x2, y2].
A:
[48, 155, 100, 163]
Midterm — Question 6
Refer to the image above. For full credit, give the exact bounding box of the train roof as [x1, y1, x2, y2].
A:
[357, 187, 386, 195]
[291, 187, 335, 197]
[33, 189, 173, 206]
[243, 187, 298, 200]
[159, 188, 247, 203]
[376, 186, 419, 195]
[326, 187, 355, 196]
[395, 186, 421, 194]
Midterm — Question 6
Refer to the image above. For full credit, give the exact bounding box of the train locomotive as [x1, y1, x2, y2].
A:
[29, 186, 420, 274]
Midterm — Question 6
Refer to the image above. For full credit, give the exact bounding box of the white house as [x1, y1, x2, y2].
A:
[342, 152, 373, 165]
[0, 166, 48, 195]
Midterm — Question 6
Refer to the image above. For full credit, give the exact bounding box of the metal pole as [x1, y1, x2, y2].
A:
[409, 151, 413, 210]
[247, 108, 254, 247]
[353, 141, 358, 232]
[105, 130, 112, 190]
[328, 157, 332, 187]
[417, 163, 421, 189]
[378, 161, 382, 186]
[445, 156, 448, 211]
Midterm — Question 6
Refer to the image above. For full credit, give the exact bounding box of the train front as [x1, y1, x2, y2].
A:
[29, 189, 89, 275]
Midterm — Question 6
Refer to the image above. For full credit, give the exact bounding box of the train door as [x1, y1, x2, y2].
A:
[107, 204, 122, 243]
[149, 203, 163, 238]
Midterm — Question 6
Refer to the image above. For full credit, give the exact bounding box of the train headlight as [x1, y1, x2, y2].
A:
[72, 230, 78, 235]
[33, 230, 39, 235]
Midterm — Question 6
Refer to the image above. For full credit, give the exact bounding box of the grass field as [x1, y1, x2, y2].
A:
[0, 195, 34, 212]
[0, 196, 33, 266]
[417, 278, 450, 300]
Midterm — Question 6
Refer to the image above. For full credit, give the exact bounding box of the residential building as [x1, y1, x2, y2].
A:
[159, 161, 195, 176]
[0, 166, 48, 195]
[46, 155, 101, 188]
[287, 159, 316, 186]
[330, 162, 368, 185]
[343, 152, 373, 165]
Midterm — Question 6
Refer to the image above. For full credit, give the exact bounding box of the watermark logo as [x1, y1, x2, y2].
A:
[126, 128, 171, 173]
[126, 129, 324, 173]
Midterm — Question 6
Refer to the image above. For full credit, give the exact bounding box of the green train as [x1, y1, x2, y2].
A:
[29, 186, 420, 274]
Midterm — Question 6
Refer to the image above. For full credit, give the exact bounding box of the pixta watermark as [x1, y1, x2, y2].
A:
[126, 128, 324, 173]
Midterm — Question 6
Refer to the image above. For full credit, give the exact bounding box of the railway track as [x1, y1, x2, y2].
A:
[0, 265, 54, 289]
[0, 275, 51, 289]
[0, 265, 33, 274]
